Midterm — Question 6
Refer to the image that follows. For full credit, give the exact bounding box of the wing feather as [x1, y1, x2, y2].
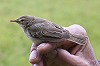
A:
[28, 22, 65, 40]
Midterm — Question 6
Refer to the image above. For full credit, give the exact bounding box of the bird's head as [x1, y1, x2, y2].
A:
[10, 16, 36, 25]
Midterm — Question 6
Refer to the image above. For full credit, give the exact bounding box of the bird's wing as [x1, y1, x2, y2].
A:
[28, 22, 87, 45]
[28, 22, 66, 40]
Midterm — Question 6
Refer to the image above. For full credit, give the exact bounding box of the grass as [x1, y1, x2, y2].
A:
[0, 0, 100, 66]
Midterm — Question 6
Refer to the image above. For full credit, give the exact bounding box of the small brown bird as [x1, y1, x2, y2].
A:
[10, 16, 87, 45]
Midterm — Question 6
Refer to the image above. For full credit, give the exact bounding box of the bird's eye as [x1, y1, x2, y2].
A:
[20, 19, 24, 21]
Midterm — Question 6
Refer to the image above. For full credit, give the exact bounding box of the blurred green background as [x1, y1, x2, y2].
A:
[0, 0, 100, 66]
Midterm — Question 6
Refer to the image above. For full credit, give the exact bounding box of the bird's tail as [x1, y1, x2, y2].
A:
[67, 33, 88, 45]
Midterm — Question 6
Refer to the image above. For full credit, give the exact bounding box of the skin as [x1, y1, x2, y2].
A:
[29, 24, 100, 66]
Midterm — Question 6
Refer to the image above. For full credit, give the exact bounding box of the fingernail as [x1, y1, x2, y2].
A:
[29, 50, 40, 64]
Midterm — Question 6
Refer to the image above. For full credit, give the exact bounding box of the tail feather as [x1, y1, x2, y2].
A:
[67, 33, 87, 45]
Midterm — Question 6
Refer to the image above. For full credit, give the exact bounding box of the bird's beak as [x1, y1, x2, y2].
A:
[10, 20, 19, 22]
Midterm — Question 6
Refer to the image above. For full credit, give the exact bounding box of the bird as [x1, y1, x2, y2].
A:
[10, 16, 87, 45]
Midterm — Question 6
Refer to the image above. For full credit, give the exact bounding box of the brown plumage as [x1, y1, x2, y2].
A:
[10, 16, 87, 45]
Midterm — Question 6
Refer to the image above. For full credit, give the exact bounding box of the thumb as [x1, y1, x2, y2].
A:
[55, 49, 88, 66]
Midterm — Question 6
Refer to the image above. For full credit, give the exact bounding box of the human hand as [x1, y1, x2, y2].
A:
[29, 44, 89, 66]
[29, 24, 100, 66]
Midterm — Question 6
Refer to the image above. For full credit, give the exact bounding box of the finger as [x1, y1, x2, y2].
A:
[29, 43, 41, 64]
[29, 50, 41, 64]
[32, 64, 38, 66]
[55, 49, 89, 66]
[55, 49, 79, 66]
[37, 43, 54, 54]
[32, 64, 39, 66]
[45, 50, 58, 60]
[30, 43, 37, 52]
[68, 44, 82, 55]
[32, 63, 43, 66]
[32, 58, 46, 66]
